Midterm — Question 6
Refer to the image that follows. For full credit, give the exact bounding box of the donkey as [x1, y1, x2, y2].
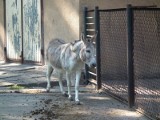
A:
[46, 32, 97, 104]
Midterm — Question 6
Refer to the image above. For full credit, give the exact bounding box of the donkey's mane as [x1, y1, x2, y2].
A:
[70, 40, 81, 45]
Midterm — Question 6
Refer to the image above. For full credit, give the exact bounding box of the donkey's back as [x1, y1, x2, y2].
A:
[46, 39, 67, 69]
[47, 39, 65, 50]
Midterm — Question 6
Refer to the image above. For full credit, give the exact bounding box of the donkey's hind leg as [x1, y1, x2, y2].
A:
[58, 72, 67, 96]
[46, 64, 53, 92]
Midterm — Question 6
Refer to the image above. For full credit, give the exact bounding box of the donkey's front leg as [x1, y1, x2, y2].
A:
[66, 72, 73, 101]
[75, 71, 81, 105]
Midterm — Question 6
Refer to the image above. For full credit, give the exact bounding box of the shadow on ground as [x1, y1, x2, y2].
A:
[0, 63, 150, 120]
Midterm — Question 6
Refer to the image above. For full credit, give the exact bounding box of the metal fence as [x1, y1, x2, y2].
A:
[99, 9, 128, 103]
[133, 8, 160, 119]
[84, 5, 160, 119]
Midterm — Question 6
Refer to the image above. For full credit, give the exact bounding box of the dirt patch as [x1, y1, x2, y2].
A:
[0, 64, 152, 120]
[0, 86, 149, 120]
[26, 95, 74, 120]
[21, 89, 149, 120]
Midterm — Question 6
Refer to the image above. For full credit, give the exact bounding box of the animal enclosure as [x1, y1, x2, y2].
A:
[84, 5, 160, 119]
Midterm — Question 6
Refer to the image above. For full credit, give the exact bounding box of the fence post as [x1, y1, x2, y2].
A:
[3, 0, 7, 63]
[41, 0, 45, 65]
[83, 7, 90, 83]
[127, 4, 135, 108]
[95, 6, 101, 90]
[4, 47, 7, 62]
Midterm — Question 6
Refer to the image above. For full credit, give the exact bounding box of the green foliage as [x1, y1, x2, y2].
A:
[9, 84, 25, 90]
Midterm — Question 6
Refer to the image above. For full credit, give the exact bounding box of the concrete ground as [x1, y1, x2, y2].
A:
[0, 62, 150, 120]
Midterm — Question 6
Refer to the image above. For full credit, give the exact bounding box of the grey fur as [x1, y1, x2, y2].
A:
[46, 33, 97, 103]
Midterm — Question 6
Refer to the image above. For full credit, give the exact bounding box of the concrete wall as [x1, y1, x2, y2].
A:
[0, 0, 4, 61]
[80, 0, 160, 10]
[0, 0, 80, 62]
[43, 0, 79, 52]
[1, 0, 160, 62]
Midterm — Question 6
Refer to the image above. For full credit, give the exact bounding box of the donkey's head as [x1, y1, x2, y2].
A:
[80, 32, 97, 68]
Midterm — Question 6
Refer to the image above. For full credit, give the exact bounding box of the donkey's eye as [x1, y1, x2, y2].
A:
[86, 50, 91, 53]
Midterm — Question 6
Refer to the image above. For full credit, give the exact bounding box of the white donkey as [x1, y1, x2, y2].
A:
[46, 32, 97, 104]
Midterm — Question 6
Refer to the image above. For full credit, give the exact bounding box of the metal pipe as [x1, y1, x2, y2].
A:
[83, 7, 90, 83]
[3, 0, 7, 63]
[21, 0, 24, 64]
[95, 6, 101, 90]
[127, 4, 135, 108]
[41, 0, 45, 65]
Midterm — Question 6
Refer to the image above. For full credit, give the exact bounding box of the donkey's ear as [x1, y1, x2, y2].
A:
[91, 31, 98, 41]
[81, 32, 85, 41]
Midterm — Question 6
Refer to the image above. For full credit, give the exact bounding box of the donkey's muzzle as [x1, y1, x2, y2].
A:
[91, 63, 96, 68]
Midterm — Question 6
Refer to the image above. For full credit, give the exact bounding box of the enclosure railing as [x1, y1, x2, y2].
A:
[84, 5, 160, 119]
[83, 7, 101, 89]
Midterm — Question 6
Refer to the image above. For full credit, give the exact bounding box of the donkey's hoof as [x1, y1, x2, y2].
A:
[68, 97, 73, 101]
[63, 92, 68, 97]
[46, 89, 50, 93]
[75, 101, 81, 105]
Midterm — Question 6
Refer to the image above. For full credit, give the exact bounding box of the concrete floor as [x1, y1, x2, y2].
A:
[0, 63, 150, 120]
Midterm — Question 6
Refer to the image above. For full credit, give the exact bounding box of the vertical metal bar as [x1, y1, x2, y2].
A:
[83, 7, 90, 83]
[3, 0, 7, 62]
[94, 6, 101, 90]
[4, 47, 7, 62]
[21, 0, 24, 64]
[127, 4, 135, 108]
[41, 0, 44, 65]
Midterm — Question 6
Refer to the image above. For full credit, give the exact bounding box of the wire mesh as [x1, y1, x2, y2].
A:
[133, 9, 160, 119]
[85, 7, 160, 119]
[99, 10, 128, 101]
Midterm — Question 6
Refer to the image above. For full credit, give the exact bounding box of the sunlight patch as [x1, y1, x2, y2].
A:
[87, 96, 111, 100]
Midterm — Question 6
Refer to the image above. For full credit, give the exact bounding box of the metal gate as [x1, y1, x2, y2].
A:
[84, 5, 160, 119]
[5, 0, 43, 64]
